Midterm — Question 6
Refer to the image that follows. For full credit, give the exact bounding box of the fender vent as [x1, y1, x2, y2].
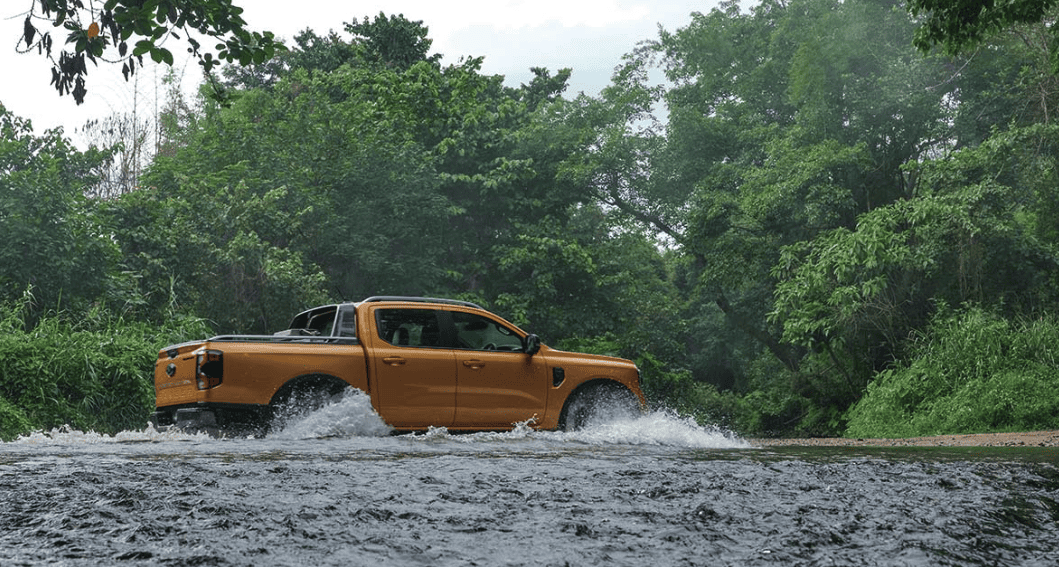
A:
[552, 367, 565, 387]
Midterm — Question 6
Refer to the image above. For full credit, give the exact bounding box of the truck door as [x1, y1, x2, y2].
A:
[449, 311, 549, 428]
[370, 308, 456, 428]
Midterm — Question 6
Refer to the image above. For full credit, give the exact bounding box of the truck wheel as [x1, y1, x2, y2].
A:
[559, 382, 639, 431]
[269, 375, 350, 428]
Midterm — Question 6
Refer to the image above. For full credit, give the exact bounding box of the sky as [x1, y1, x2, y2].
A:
[0, 1, 716, 146]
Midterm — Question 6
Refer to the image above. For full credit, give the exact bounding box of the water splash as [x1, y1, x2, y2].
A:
[269, 388, 393, 440]
[562, 410, 749, 448]
[268, 391, 747, 448]
[9, 423, 210, 445]
[395, 411, 748, 449]
[4, 396, 746, 450]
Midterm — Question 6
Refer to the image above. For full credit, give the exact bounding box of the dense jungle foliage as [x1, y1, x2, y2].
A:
[4, 0, 1059, 440]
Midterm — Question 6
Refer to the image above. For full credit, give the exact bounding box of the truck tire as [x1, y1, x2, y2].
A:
[269, 375, 350, 428]
[559, 382, 639, 431]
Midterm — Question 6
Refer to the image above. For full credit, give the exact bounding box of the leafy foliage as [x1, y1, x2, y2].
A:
[19, 0, 282, 103]
[907, 0, 1059, 70]
[772, 181, 1056, 378]
[104, 174, 329, 333]
[0, 290, 210, 440]
[117, 17, 677, 343]
[846, 307, 1059, 437]
[0, 104, 118, 316]
[346, 12, 441, 70]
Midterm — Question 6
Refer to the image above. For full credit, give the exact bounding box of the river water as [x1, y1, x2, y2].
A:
[2, 391, 1057, 566]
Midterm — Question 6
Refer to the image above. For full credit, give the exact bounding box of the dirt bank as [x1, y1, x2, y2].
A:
[753, 430, 1059, 448]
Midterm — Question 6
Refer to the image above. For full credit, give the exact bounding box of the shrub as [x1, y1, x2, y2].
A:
[845, 307, 1059, 438]
[0, 293, 210, 440]
[0, 397, 31, 438]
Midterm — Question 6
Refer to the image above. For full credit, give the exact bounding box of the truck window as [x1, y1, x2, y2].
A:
[376, 309, 442, 347]
[453, 311, 523, 351]
[307, 309, 336, 335]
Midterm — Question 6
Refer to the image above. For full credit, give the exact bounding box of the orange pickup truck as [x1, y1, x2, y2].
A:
[152, 296, 645, 433]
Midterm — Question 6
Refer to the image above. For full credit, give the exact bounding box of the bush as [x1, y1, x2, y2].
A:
[845, 307, 1059, 438]
[0, 293, 210, 440]
[0, 397, 31, 437]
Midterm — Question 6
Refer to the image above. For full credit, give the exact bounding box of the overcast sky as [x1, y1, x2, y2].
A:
[1, 1, 716, 145]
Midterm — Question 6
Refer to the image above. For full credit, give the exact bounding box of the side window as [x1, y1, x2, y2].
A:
[453, 311, 523, 352]
[376, 309, 442, 348]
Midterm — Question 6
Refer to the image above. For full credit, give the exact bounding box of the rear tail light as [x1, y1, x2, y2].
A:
[195, 349, 224, 390]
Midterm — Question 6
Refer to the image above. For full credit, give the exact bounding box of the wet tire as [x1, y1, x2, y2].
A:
[269, 375, 350, 430]
[559, 382, 640, 431]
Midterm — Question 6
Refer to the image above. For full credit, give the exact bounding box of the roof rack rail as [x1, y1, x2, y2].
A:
[360, 296, 484, 309]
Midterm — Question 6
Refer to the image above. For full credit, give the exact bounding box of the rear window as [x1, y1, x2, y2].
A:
[306, 310, 335, 335]
[285, 305, 337, 335]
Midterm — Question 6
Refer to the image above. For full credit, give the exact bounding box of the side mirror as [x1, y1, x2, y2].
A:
[524, 334, 541, 356]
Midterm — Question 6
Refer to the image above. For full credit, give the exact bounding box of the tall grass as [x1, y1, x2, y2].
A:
[845, 306, 1059, 438]
[0, 292, 209, 440]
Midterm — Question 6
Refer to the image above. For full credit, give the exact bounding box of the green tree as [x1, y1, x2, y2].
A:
[346, 12, 441, 71]
[221, 14, 438, 90]
[147, 63, 455, 304]
[769, 122, 1059, 430]
[0, 104, 118, 316]
[574, 0, 951, 381]
[105, 16, 557, 327]
[105, 169, 329, 333]
[549, 0, 1059, 435]
[907, 0, 1059, 70]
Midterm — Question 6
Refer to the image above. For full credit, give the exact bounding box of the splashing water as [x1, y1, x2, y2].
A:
[6, 389, 747, 449]
[269, 388, 748, 448]
[269, 389, 393, 440]
[561, 410, 749, 448]
[10, 422, 212, 445]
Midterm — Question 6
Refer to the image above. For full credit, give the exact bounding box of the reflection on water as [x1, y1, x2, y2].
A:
[1, 392, 1057, 566]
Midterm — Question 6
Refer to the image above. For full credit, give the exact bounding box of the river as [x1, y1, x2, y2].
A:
[1, 391, 1057, 566]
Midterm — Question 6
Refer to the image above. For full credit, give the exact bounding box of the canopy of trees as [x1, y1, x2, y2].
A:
[907, 0, 1059, 68]
[4, 3, 1059, 439]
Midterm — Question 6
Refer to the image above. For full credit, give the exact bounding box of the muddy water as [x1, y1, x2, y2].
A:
[1, 392, 1058, 566]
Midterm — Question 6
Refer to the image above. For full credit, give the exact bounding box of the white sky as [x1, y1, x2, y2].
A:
[1, 1, 716, 146]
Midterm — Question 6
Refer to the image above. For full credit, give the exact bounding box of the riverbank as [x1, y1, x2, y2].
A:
[753, 430, 1059, 447]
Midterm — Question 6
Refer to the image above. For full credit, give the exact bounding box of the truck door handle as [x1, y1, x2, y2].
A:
[383, 356, 406, 366]
[462, 360, 485, 369]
